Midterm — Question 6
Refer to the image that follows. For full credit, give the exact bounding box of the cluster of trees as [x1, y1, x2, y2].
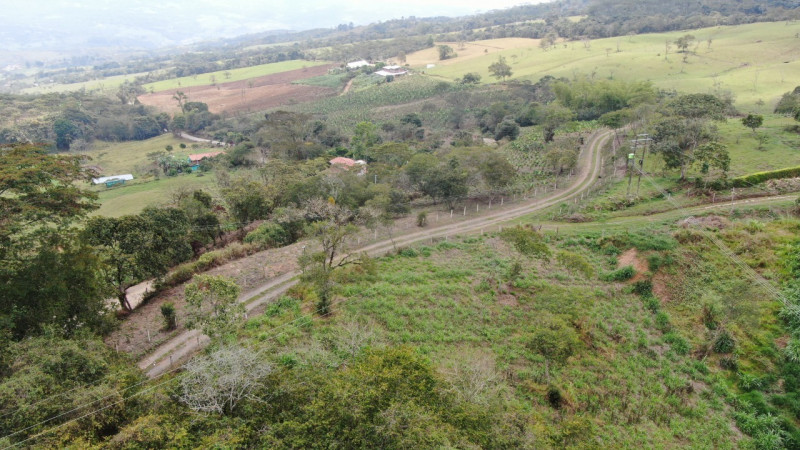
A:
[775, 86, 800, 121]
[0, 91, 171, 150]
[649, 93, 733, 182]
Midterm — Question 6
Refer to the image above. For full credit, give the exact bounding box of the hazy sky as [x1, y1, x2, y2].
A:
[3, 0, 546, 52]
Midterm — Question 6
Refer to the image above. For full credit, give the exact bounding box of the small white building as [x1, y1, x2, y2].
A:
[346, 60, 373, 69]
[374, 65, 408, 77]
[92, 174, 134, 187]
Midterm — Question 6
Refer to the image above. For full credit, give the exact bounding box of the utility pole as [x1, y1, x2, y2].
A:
[633, 134, 652, 197]
[626, 141, 637, 198]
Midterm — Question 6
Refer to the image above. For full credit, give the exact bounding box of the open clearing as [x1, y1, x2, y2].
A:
[404, 38, 540, 67]
[137, 63, 337, 114]
[93, 173, 218, 217]
[409, 22, 800, 110]
[142, 60, 330, 92]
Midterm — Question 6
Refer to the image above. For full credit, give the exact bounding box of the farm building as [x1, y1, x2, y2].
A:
[329, 157, 367, 175]
[188, 151, 224, 171]
[346, 60, 373, 69]
[92, 174, 133, 188]
[374, 65, 408, 77]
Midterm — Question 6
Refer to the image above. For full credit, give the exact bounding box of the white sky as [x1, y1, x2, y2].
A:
[6, 0, 546, 40]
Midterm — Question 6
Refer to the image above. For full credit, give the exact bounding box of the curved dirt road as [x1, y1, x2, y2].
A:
[139, 128, 614, 378]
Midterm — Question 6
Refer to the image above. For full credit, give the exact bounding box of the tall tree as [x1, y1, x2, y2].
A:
[184, 275, 243, 340]
[82, 208, 192, 311]
[488, 56, 512, 81]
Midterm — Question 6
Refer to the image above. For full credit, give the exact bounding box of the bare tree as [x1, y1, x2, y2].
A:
[180, 345, 272, 415]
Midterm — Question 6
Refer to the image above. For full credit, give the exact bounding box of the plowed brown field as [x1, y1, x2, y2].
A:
[137, 63, 337, 114]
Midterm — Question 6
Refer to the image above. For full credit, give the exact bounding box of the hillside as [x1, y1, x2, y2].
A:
[413, 21, 800, 110]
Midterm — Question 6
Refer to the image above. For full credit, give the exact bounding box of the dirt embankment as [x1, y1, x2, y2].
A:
[137, 64, 337, 115]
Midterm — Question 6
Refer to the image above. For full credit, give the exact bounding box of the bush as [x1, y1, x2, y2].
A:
[655, 311, 671, 332]
[494, 120, 520, 141]
[416, 212, 427, 227]
[713, 329, 736, 353]
[244, 222, 290, 248]
[601, 266, 635, 282]
[632, 280, 653, 297]
[730, 165, 800, 188]
[556, 251, 594, 278]
[160, 302, 177, 330]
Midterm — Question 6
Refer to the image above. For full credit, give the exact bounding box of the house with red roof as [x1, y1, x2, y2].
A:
[188, 151, 224, 171]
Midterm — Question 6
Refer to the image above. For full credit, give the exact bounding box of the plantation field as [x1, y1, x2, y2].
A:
[410, 21, 800, 110]
[142, 60, 330, 92]
[92, 172, 217, 217]
[138, 63, 337, 114]
[293, 75, 463, 131]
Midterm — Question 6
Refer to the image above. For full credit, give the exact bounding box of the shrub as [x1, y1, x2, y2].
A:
[655, 311, 671, 332]
[244, 222, 290, 248]
[642, 296, 660, 313]
[632, 280, 652, 297]
[398, 247, 419, 258]
[416, 212, 427, 227]
[160, 302, 177, 330]
[601, 266, 635, 282]
[731, 165, 800, 188]
[556, 251, 594, 278]
[714, 329, 736, 353]
[664, 332, 690, 355]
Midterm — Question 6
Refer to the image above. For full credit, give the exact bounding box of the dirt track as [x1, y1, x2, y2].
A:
[137, 64, 337, 115]
[138, 128, 613, 378]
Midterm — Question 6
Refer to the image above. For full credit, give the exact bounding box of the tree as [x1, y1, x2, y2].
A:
[184, 275, 243, 340]
[528, 316, 579, 382]
[180, 345, 272, 415]
[437, 45, 456, 60]
[675, 34, 695, 53]
[298, 202, 362, 314]
[494, 120, 520, 141]
[220, 177, 275, 229]
[82, 208, 192, 311]
[172, 91, 188, 114]
[542, 103, 575, 142]
[741, 114, 764, 134]
[694, 141, 730, 184]
[53, 118, 79, 150]
[488, 56, 512, 81]
[0, 144, 107, 338]
[350, 121, 380, 160]
[0, 144, 97, 263]
[480, 153, 515, 192]
[460, 72, 482, 84]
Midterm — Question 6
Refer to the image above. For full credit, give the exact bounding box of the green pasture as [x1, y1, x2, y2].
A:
[421, 21, 800, 110]
[142, 60, 330, 92]
[92, 172, 217, 217]
[77, 134, 206, 175]
[20, 71, 153, 95]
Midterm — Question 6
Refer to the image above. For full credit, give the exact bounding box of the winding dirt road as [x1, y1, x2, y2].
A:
[138, 128, 613, 377]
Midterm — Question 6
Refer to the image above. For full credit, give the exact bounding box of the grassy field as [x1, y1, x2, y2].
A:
[20, 71, 153, 95]
[410, 22, 800, 110]
[142, 60, 330, 92]
[92, 172, 217, 217]
[75, 134, 208, 175]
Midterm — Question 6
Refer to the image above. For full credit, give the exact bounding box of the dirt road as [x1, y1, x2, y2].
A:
[139, 128, 613, 377]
